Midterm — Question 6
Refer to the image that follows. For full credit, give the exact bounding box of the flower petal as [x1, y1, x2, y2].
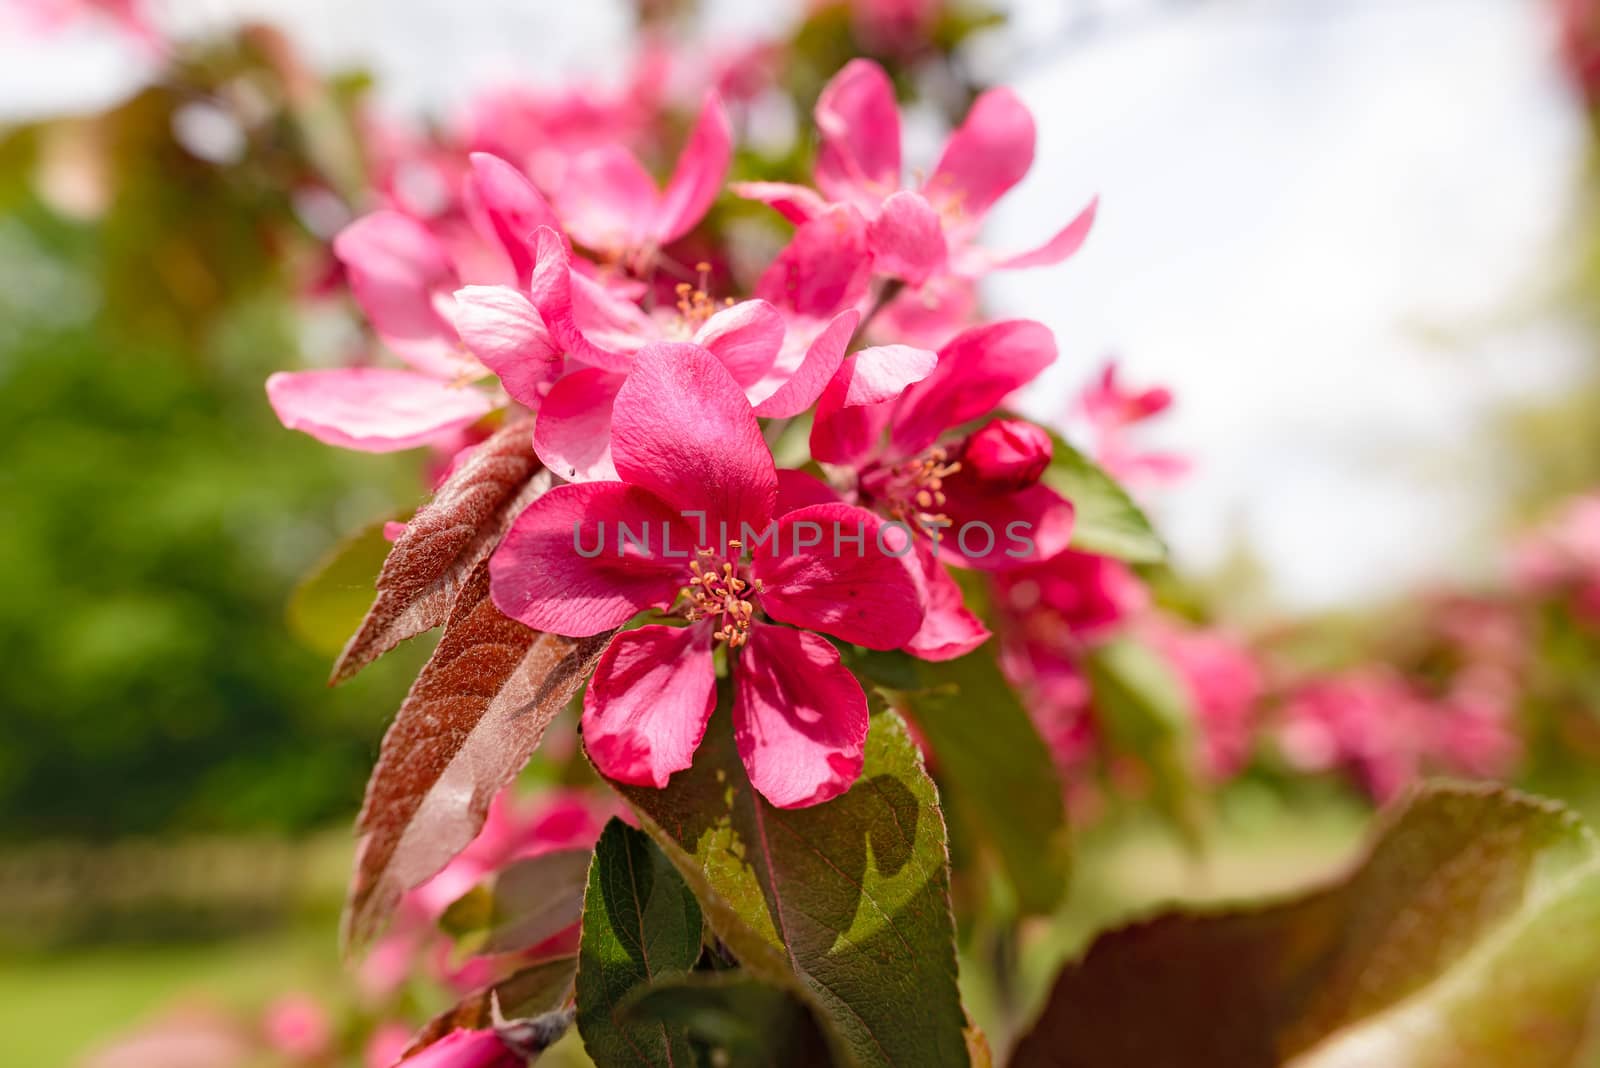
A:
[266, 368, 493, 453]
[866, 190, 947, 285]
[985, 196, 1097, 272]
[734, 623, 869, 808]
[751, 503, 922, 648]
[807, 343, 934, 465]
[693, 299, 784, 388]
[926, 87, 1036, 219]
[755, 204, 873, 319]
[903, 542, 990, 661]
[462, 152, 560, 286]
[451, 285, 563, 408]
[611, 342, 778, 534]
[936, 478, 1076, 571]
[489, 481, 693, 635]
[555, 145, 659, 252]
[815, 59, 901, 210]
[749, 309, 858, 418]
[730, 180, 828, 224]
[533, 368, 624, 482]
[890, 319, 1058, 456]
[583, 624, 717, 788]
[332, 211, 464, 377]
[528, 227, 634, 373]
[655, 92, 732, 243]
[775, 469, 844, 515]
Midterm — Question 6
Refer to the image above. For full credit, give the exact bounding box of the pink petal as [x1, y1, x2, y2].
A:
[396, 1028, 519, 1068]
[755, 204, 873, 319]
[903, 542, 990, 661]
[815, 59, 901, 211]
[555, 145, 659, 252]
[807, 344, 933, 465]
[936, 479, 1076, 571]
[775, 469, 844, 515]
[654, 92, 733, 243]
[533, 368, 624, 482]
[693, 299, 784, 388]
[750, 503, 923, 649]
[451, 285, 563, 408]
[890, 319, 1058, 456]
[733, 623, 869, 808]
[568, 269, 657, 351]
[730, 181, 828, 224]
[528, 227, 633, 373]
[333, 211, 465, 378]
[926, 87, 1036, 219]
[987, 196, 1097, 271]
[749, 309, 858, 418]
[489, 481, 694, 636]
[866, 190, 947, 285]
[583, 624, 717, 788]
[610, 342, 778, 534]
[266, 368, 493, 453]
[462, 152, 559, 286]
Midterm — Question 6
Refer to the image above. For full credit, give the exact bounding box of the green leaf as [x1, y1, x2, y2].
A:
[620, 971, 835, 1068]
[1010, 783, 1600, 1068]
[1084, 637, 1205, 848]
[442, 847, 593, 955]
[1040, 435, 1165, 563]
[577, 819, 705, 1068]
[888, 649, 1069, 916]
[285, 516, 398, 656]
[610, 709, 970, 1068]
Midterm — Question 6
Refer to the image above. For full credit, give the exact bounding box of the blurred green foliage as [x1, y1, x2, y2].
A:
[0, 73, 424, 841]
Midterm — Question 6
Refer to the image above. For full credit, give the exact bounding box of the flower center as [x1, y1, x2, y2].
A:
[862, 446, 962, 536]
[681, 544, 764, 647]
[673, 262, 732, 332]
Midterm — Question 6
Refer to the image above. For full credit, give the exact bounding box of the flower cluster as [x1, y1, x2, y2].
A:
[269, 58, 1093, 810]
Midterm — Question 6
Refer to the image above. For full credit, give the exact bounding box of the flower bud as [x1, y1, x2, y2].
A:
[961, 419, 1052, 491]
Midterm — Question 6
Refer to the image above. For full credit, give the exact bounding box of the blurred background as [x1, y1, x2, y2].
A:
[4, 0, 1600, 1063]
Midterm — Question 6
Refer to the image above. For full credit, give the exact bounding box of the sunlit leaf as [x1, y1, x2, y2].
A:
[286, 514, 402, 656]
[577, 819, 704, 1068]
[1010, 783, 1600, 1068]
[610, 708, 971, 1068]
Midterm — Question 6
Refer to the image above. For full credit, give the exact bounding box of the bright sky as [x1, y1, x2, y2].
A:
[2, 0, 1588, 611]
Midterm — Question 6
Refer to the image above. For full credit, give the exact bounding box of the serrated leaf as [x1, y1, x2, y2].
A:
[332, 416, 546, 683]
[343, 561, 613, 951]
[1084, 637, 1204, 848]
[286, 515, 402, 656]
[889, 649, 1069, 916]
[1010, 783, 1600, 1068]
[610, 708, 970, 1068]
[405, 954, 578, 1057]
[442, 848, 593, 955]
[620, 971, 835, 1068]
[1040, 435, 1164, 563]
[577, 819, 704, 1068]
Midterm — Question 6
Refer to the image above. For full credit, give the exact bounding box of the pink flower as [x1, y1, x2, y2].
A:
[737, 59, 1096, 284]
[490, 343, 923, 807]
[268, 156, 565, 453]
[1073, 360, 1190, 487]
[996, 550, 1149, 642]
[551, 93, 732, 263]
[394, 1029, 521, 1068]
[1511, 492, 1600, 624]
[365, 1023, 415, 1068]
[1278, 670, 1425, 801]
[261, 994, 333, 1061]
[802, 320, 1075, 658]
[1141, 617, 1263, 780]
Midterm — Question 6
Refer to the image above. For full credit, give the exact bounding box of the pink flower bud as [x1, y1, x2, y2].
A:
[961, 419, 1053, 492]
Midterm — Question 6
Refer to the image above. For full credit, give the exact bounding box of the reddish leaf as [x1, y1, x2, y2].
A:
[344, 560, 614, 950]
[331, 416, 546, 684]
